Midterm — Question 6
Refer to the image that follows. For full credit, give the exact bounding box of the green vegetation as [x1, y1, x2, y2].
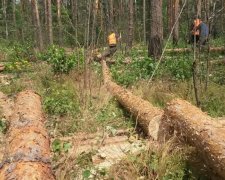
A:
[111, 49, 193, 86]
[39, 45, 83, 74]
[0, 119, 7, 134]
[43, 82, 79, 116]
[1, 43, 225, 179]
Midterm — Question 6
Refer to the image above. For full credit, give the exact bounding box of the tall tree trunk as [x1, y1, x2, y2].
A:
[167, 0, 173, 34]
[168, 0, 179, 44]
[143, 0, 146, 44]
[2, 0, 8, 39]
[127, 0, 134, 50]
[31, 0, 44, 50]
[47, 0, 53, 45]
[172, 0, 180, 44]
[12, 0, 17, 39]
[57, 0, 63, 45]
[91, 0, 99, 48]
[109, 0, 114, 30]
[44, 0, 48, 35]
[20, 0, 27, 42]
[148, 0, 163, 59]
[71, 0, 78, 40]
[197, 0, 202, 17]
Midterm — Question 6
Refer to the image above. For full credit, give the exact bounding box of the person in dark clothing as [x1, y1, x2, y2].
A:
[197, 21, 209, 46]
[189, 16, 209, 47]
[189, 16, 201, 44]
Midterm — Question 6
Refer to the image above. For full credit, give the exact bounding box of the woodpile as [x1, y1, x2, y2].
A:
[0, 90, 55, 180]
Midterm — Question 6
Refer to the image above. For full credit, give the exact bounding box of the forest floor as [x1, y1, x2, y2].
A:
[0, 44, 225, 179]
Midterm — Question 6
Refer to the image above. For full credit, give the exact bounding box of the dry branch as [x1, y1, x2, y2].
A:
[164, 99, 225, 179]
[101, 60, 163, 139]
[0, 90, 55, 180]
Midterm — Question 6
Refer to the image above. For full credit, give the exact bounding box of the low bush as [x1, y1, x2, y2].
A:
[44, 82, 79, 116]
[39, 45, 83, 74]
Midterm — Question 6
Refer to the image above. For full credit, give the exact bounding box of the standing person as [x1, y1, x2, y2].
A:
[189, 16, 201, 44]
[96, 31, 121, 60]
[197, 20, 209, 46]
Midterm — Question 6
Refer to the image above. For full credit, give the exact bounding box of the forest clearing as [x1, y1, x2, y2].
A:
[0, 0, 225, 179]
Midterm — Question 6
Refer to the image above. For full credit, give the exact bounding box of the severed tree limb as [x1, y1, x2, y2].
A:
[0, 90, 55, 180]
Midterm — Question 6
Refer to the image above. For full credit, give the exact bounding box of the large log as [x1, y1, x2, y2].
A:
[165, 47, 225, 53]
[164, 99, 225, 179]
[0, 90, 55, 180]
[0, 92, 14, 120]
[101, 60, 163, 139]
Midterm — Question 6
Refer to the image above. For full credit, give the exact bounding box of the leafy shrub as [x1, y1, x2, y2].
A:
[164, 58, 193, 81]
[4, 59, 30, 72]
[4, 43, 33, 73]
[44, 83, 79, 116]
[39, 45, 78, 74]
[52, 139, 72, 153]
[8, 43, 34, 61]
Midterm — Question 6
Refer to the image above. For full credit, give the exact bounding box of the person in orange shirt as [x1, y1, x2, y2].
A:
[97, 31, 121, 60]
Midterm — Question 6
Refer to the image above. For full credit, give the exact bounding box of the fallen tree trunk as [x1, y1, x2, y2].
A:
[0, 90, 55, 180]
[166, 47, 225, 53]
[0, 64, 4, 72]
[101, 60, 163, 139]
[0, 92, 14, 120]
[164, 99, 225, 179]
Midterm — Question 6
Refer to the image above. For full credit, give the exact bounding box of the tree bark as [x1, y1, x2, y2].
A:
[47, 0, 53, 45]
[71, 0, 78, 41]
[163, 99, 225, 179]
[143, 0, 146, 44]
[0, 90, 54, 180]
[91, 0, 99, 48]
[2, 0, 8, 39]
[57, 0, 63, 45]
[31, 0, 44, 50]
[167, 0, 173, 34]
[148, 0, 163, 59]
[172, 0, 179, 44]
[197, 0, 202, 17]
[101, 60, 163, 139]
[12, 0, 17, 39]
[127, 0, 134, 50]
[109, 0, 114, 30]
